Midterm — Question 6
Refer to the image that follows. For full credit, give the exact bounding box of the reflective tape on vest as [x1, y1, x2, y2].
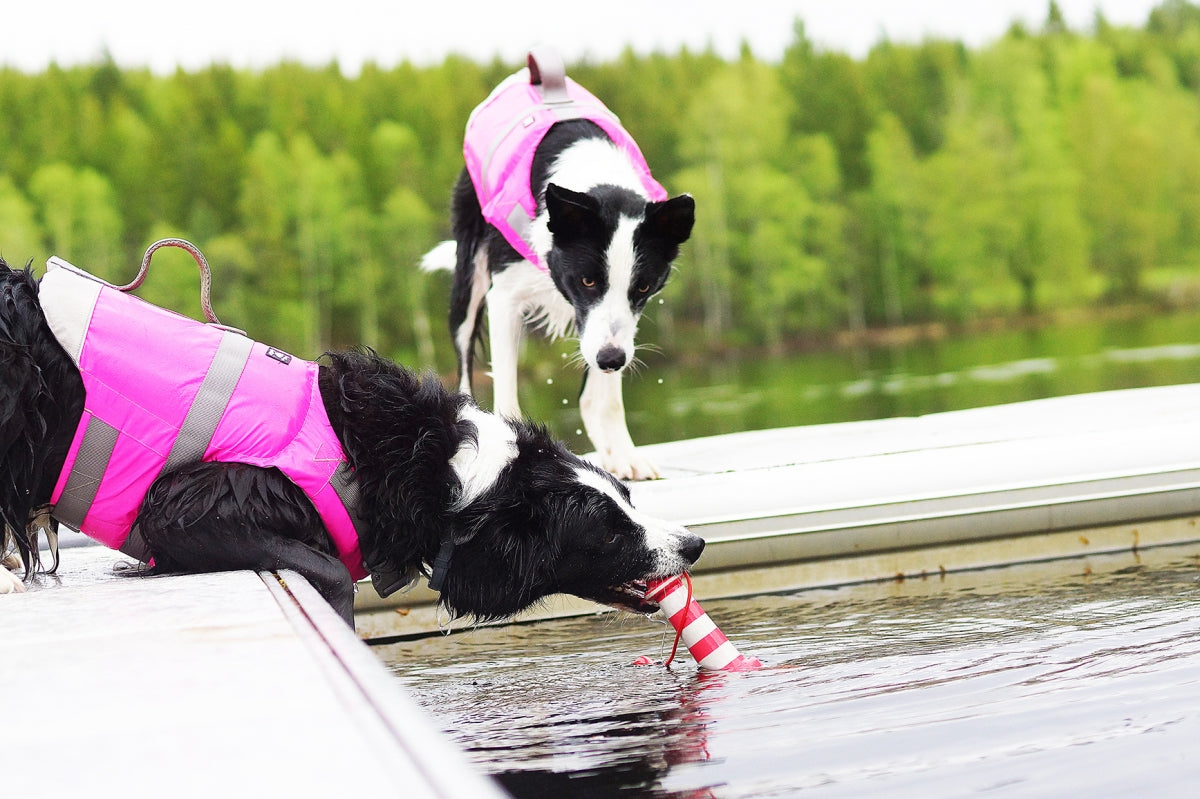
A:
[39, 258, 368, 580]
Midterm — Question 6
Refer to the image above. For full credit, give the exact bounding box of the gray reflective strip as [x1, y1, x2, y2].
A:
[507, 205, 533, 245]
[53, 417, 119, 530]
[162, 331, 253, 472]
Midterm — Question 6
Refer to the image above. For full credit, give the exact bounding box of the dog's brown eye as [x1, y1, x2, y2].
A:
[604, 532, 619, 545]
[637, 284, 651, 293]
[582, 277, 596, 288]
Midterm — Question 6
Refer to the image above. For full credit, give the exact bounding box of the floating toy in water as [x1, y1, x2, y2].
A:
[636, 573, 763, 671]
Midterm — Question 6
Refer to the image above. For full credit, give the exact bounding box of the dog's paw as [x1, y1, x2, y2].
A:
[601, 450, 661, 481]
[1, 554, 25, 594]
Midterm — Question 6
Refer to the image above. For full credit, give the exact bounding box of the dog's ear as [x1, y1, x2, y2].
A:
[643, 194, 695, 246]
[546, 183, 604, 244]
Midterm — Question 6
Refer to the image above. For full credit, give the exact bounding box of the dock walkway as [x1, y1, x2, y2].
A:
[1, 546, 505, 798]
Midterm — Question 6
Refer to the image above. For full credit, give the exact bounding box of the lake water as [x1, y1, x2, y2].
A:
[514, 308, 1200, 446]
[388, 309, 1200, 795]
[379, 545, 1200, 797]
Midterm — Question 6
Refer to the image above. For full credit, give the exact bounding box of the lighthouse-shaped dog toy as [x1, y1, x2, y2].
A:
[636, 574, 762, 671]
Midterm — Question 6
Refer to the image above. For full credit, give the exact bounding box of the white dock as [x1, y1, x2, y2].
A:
[0, 546, 506, 799]
[356, 383, 1200, 639]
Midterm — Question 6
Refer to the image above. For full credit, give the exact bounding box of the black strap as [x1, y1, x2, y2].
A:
[427, 537, 455, 593]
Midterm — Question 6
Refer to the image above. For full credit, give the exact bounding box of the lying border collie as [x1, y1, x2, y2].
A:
[422, 46, 694, 481]
[0, 255, 703, 625]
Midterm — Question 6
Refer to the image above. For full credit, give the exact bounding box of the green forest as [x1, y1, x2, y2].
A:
[4, 1, 1200, 374]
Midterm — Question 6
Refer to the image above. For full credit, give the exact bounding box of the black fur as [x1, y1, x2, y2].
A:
[0, 259, 703, 624]
[0, 263, 83, 576]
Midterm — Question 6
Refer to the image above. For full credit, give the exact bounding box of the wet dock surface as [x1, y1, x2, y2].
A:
[1, 546, 505, 798]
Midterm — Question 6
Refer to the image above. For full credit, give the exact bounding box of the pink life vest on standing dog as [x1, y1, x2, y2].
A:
[38, 258, 368, 580]
[463, 48, 667, 268]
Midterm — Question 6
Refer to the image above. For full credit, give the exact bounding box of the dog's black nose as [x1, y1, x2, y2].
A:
[596, 345, 627, 372]
[680, 533, 705, 565]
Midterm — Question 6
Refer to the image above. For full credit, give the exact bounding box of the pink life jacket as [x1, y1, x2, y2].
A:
[464, 47, 667, 268]
[38, 258, 368, 581]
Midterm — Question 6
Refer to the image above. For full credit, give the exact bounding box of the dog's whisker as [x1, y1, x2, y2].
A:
[634, 342, 664, 356]
[565, 350, 588, 371]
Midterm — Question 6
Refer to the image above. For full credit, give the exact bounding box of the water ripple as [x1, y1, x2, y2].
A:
[378, 547, 1200, 797]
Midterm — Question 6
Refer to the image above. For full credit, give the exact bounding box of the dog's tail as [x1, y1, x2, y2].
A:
[420, 240, 458, 273]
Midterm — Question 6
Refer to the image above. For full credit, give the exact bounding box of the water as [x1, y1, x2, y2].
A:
[378, 546, 1200, 797]
[513, 309, 1200, 447]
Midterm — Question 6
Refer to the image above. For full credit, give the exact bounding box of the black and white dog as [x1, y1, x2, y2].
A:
[0, 258, 703, 624]
[422, 48, 694, 481]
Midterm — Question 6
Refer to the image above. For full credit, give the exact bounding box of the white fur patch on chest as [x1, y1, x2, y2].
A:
[450, 404, 519, 509]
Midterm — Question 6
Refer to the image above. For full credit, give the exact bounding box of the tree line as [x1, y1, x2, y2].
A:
[3, 1, 1200, 373]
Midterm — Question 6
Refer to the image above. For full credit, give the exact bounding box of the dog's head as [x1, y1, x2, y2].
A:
[438, 405, 704, 620]
[544, 183, 694, 374]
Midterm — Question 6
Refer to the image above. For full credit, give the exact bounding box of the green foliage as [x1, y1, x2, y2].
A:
[2, 3, 1200, 374]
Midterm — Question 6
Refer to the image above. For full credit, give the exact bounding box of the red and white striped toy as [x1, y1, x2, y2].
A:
[636, 574, 763, 671]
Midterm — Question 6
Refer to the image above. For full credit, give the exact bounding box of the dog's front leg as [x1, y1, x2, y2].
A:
[580, 367, 659, 480]
[139, 462, 357, 626]
[261, 538, 357, 626]
[487, 288, 525, 420]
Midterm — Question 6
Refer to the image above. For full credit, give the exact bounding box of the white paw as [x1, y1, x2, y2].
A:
[1, 556, 25, 594]
[600, 449, 661, 481]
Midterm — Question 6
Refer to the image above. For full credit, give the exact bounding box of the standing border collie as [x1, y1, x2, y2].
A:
[0, 252, 703, 625]
[422, 46, 694, 481]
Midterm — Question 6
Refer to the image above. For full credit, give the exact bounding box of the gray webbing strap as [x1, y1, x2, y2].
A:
[527, 46, 569, 104]
[162, 331, 254, 472]
[123, 330, 253, 561]
[333, 461, 407, 596]
[120, 523, 152, 563]
[53, 417, 119, 530]
[329, 462, 364, 533]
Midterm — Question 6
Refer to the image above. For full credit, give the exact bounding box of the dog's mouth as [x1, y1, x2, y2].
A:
[594, 580, 659, 615]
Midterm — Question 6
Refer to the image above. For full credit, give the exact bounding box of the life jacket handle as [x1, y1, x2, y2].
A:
[115, 238, 222, 326]
[526, 45, 570, 104]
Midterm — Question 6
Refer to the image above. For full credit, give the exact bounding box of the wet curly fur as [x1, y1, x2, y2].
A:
[0, 258, 703, 624]
[0, 261, 82, 578]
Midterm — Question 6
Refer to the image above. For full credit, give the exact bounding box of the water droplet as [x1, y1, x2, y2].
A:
[658, 298, 664, 305]
[562, 398, 569, 404]
[546, 378, 554, 385]
[657, 378, 664, 384]
[575, 429, 583, 436]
